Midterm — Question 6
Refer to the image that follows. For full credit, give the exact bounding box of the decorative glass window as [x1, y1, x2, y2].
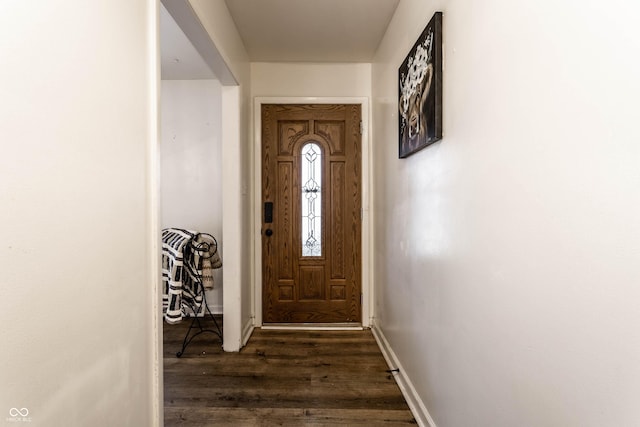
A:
[301, 143, 322, 257]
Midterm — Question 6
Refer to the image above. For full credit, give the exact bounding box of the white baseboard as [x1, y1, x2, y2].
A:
[208, 304, 223, 315]
[241, 317, 255, 348]
[183, 304, 222, 316]
[261, 323, 363, 331]
[371, 322, 437, 427]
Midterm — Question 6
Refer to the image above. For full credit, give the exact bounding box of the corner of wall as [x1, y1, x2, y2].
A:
[371, 320, 437, 427]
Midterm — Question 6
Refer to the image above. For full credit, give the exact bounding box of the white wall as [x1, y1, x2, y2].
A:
[189, 0, 253, 351]
[251, 62, 371, 97]
[372, 0, 640, 426]
[0, 1, 159, 425]
[161, 79, 223, 311]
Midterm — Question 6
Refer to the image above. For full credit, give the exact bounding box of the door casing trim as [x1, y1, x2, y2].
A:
[253, 97, 372, 327]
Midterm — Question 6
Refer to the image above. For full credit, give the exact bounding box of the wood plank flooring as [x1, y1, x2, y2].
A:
[163, 319, 416, 426]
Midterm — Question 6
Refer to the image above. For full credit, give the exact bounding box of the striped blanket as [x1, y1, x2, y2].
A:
[162, 228, 222, 324]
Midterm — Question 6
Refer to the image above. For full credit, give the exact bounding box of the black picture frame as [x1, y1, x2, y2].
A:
[398, 12, 443, 158]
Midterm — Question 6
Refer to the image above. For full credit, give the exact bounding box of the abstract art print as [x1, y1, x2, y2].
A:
[398, 12, 443, 158]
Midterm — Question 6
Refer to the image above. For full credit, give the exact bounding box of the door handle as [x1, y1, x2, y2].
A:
[265, 228, 273, 237]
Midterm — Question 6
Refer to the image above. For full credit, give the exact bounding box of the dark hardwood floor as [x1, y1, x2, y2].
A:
[163, 318, 416, 426]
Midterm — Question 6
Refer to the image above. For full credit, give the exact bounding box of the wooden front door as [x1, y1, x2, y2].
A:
[262, 104, 362, 323]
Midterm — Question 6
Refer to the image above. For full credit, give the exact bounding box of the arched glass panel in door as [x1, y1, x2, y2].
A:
[301, 143, 322, 257]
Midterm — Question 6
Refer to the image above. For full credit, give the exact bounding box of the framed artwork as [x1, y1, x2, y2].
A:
[398, 11, 443, 158]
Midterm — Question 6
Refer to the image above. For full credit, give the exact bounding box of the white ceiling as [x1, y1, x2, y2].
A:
[224, 0, 400, 63]
[160, 0, 400, 80]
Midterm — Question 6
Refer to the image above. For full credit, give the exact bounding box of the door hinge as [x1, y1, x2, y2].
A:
[359, 120, 363, 135]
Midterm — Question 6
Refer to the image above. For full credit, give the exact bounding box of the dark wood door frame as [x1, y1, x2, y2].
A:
[254, 97, 371, 328]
